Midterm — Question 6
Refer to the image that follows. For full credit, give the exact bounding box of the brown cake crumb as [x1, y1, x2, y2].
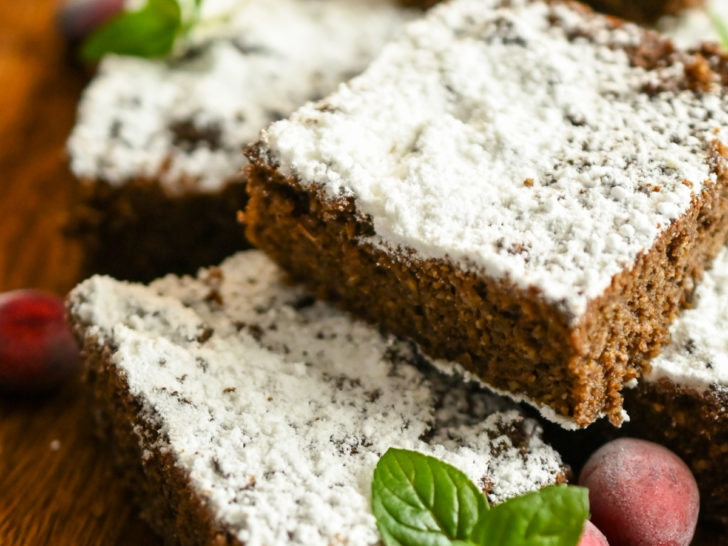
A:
[243, 0, 728, 427]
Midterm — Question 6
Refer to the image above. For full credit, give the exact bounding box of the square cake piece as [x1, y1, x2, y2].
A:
[67, 251, 568, 546]
[621, 245, 728, 526]
[66, 0, 413, 282]
[244, 0, 728, 427]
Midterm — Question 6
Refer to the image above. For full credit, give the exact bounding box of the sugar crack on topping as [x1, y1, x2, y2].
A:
[260, 0, 728, 320]
[68, 0, 412, 193]
[69, 251, 565, 546]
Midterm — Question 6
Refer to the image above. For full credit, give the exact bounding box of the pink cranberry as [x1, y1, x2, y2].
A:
[578, 520, 609, 546]
[579, 438, 699, 546]
[57, 0, 125, 42]
[0, 290, 79, 393]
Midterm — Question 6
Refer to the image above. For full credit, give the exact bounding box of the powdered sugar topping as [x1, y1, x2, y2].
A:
[646, 246, 728, 393]
[260, 0, 728, 320]
[69, 251, 565, 546]
[68, 0, 411, 194]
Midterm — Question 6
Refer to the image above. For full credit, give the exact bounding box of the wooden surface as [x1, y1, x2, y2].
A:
[0, 2, 156, 544]
[0, 2, 724, 545]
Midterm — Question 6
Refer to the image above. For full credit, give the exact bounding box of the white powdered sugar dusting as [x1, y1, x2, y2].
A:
[659, 0, 728, 48]
[68, 251, 566, 546]
[646, 246, 728, 393]
[67, 0, 411, 194]
[260, 0, 728, 320]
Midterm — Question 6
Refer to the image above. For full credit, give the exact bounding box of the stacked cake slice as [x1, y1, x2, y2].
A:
[68, 251, 568, 546]
[66, 0, 414, 281]
[244, 0, 728, 428]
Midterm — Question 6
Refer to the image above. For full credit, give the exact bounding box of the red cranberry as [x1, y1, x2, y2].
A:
[0, 290, 79, 393]
[579, 438, 699, 546]
[578, 520, 609, 546]
[57, 0, 125, 42]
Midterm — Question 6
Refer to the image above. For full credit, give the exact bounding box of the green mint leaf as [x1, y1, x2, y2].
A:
[81, 0, 182, 61]
[709, 11, 728, 52]
[372, 448, 489, 546]
[372, 450, 590, 546]
[469, 484, 589, 546]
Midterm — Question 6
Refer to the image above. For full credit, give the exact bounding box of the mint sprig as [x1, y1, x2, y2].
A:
[372, 449, 589, 546]
[372, 448, 489, 545]
[709, 11, 728, 52]
[81, 0, 203, 61]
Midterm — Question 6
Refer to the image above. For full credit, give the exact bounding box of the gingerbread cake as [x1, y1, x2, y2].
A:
[66, 0, 413, 282]
[67, 251, 568, 546]
[244, 0, 728, 428]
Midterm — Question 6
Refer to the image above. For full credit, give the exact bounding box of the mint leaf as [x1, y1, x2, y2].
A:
[372, 450, 589, 546]
[470, 484, 589, 546]
[372, 448, 489, 546]
[709, 11, 728, 52]
[81, 0, 182, 61]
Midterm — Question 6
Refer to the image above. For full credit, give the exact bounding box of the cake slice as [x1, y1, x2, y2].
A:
[67, 251, 568, 546]
[619, 245, 728, 526]
[244, 0, 728, 428]
[66, 0, 413, 282]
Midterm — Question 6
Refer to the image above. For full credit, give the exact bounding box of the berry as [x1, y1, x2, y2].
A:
[0, 290, 79, 393]
[579, 438, 699, 546]
[57, 0, 125, 42]
[578, 521, 609, 546]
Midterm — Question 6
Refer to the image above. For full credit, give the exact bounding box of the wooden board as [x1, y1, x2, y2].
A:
[0, 1, 723, 544]
[0, 2, 155, 544]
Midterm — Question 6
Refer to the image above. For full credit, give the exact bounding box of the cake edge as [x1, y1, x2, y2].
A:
[71, 323, 242, 546]
[66, 175, 249, 283]
[242, 145, 728, 428]
[67, 270, 572, 545]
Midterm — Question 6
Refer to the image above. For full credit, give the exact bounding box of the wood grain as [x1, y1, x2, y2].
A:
[0, 1, 724, 545]
[0, 2, 155, 544]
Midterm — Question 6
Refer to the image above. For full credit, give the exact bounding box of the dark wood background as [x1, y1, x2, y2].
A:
[0, 2, 156, 544]
[0, 2, 723, 544]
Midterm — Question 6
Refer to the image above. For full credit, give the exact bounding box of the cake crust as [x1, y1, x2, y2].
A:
[83, 341, 240, 546]
[69, 251, 568, 545]
[244, 152, 728, 427]
[244, 0, 728, 427]
[68, 176, 248, 282]
[66, 0, 411, 281]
